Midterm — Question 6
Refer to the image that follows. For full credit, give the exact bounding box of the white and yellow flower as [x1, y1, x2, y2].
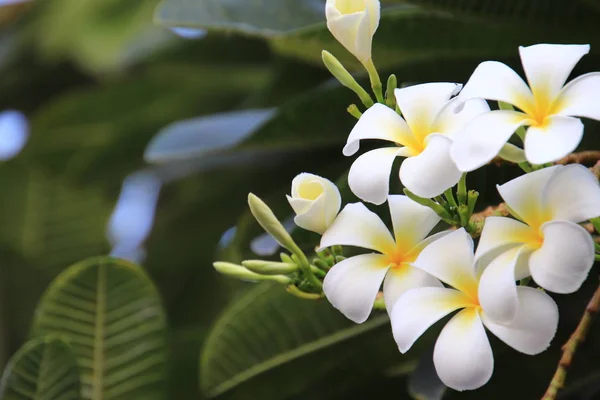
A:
[475, 165, 600, 323]
[451, 43, 600, 171]
[392, 228, 558, 391]
[325, 0, 380, 64]
[287, 173, 341, 234]
[319, 195, 446, 323]
[344, 82, 489, 203]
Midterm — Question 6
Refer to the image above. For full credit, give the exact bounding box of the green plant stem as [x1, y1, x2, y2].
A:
[404, 189, 456, 225]
[457, 174, 467, 205]
[444, 188, 458, 209]
[518, 162, 533, 173]
[542, 282, 600, 400]
[385, 74, 397, 109]
[347, 104, 362, 119]
[364, 59, 384, 103]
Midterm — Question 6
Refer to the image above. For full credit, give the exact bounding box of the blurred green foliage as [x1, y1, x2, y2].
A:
[0, 0, 598, 399]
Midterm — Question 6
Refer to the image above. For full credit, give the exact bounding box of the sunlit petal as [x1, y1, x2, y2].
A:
[400, 134, 462, 198]
[496, 166, 559, 225]
[387, 194, 441, 247]
[450, 110, 529, 172]
[555, 72, 600, 120]
[524, 115, 583, 165]
[383, 265, 442, 315]
[394, 83, 460, 138]
[391, 287, 472, 352]
[519, 44, 589, 104]
[432, 97, 490, 138]
[433, 309, 494, 391]
[319, 202, 396, 254]
[343, 104, 415, 156]
[323, 254, 390, 323]
[475, 216, 536, 263]
[412, 228, 478, 298]
[482, 286, 558, 355]
[457, 61, 533, 114]
[478, 246, 531, 324]
[543, 164, 600, 223]
[348, 147, 408, 205]
[529, 221, 595, 294]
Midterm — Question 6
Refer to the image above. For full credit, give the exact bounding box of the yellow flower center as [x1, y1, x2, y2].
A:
[386, 246, 420, 270]
[525, 85, 561, 128]
[297, 181, 323, 200]
[335, 0, 366, 14]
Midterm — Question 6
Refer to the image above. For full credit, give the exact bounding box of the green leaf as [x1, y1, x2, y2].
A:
[154, 0, 324, 36]
[271, 5, 600, 70]
[30, 257, 168, 400]
[0, 336, 81, 400]
[200, 283, 417, 399]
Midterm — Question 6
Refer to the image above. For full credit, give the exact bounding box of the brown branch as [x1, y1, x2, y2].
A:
[541, 282, 600, 400]
[555, 151, 600, 166]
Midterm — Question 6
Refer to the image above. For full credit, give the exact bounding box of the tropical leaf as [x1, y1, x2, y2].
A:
[0, 336, 80, 400]
[30, 257, 168, 400]
[200, 282, 422, 399]
[154, 0, 324, 36]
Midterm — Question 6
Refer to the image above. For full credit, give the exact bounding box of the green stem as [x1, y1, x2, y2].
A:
[404, 189, 457, 225]
[385, 74, 397, 109]
[347, 104, 362, 119]
[444, 188, 458, 209]
[457, 173, 467, 205]
[364, 58, 384, 103]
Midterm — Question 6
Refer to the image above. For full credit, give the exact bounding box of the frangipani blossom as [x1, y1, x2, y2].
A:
[319, 195, 446, 323]
[325, 0, 380, 64]
[451, 43, 600, 171]
[392, 228, 558, 391]
[344, 83, 489, 203]
[287, 173, 341, 234]
[475, 164, 600, 323]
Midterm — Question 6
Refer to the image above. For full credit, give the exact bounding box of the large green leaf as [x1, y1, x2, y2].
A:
[30, 257, 168, 400]
[271, 5, 600, 70]
[155, 0, 324, 36]
[0, 336, 80, 400]
[200, 283, 422, 399]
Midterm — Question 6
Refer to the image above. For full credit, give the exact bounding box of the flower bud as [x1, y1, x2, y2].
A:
[286, 173, 341, 234]
[242, 260, 298, 275]
[213, 262, 291, 284]
[325, 0, 380, 64]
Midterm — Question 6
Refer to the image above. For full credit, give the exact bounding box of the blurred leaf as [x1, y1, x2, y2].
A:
[200, 283, 414, 399]
[271, 5, 600, 70]
[30, 257, 168, 399]
[25, 0, 172, 74]
[0, 336, 80, 400]
[155, 0, 324, 36]
[168, 326, 207, 400]
[145, 108, 275, 163]
[407, 347, 447, 400]
[0, 163, 112, 271]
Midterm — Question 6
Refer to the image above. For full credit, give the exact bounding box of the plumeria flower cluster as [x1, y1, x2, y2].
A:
[213, 0, 600, 396]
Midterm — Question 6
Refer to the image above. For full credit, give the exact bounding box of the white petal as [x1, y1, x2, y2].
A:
[498, 143, 526, 163]
[478, 246, 530, 324]
[519, 44, 589, 104]
[412, 228, 478, 299]
[288, 173, 342, 234]
[457, 61, 534, 114]
[544, 164, 600, 223]
[433, 308, 494, 391]
[391, 287, 472, 352]
[348, 147, 405, 205]
[343, 104, 415, 156]
[496, 165, 559, 225]
[383, 265, 442, 315]
[475, 216, 536, 263]
[450, 110, 529, 172]
[529, 221, 595, 294]
[482, 286, 558, 355]
[326, 11, 367, 62]
[432, 97, 490, 138]
[394, 83, 460, 139]
[400, 134, 462, 198]
[524, 115, 583, 165]
[319, 202, 395, 255]
[387, 194, 441, 247]
[323, 254, 390, 323]
[555, 72, 600, 120]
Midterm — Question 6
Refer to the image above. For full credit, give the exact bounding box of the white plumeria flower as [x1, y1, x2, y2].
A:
[319, 195, 447, 323]
[287, 173, 341, 234]
[475, 164, 600, 323]
[451, 43, 600, 171]
[392, 228, 558, 391]
[344, 82, 489, 203]
[325, 0, 380, 64]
